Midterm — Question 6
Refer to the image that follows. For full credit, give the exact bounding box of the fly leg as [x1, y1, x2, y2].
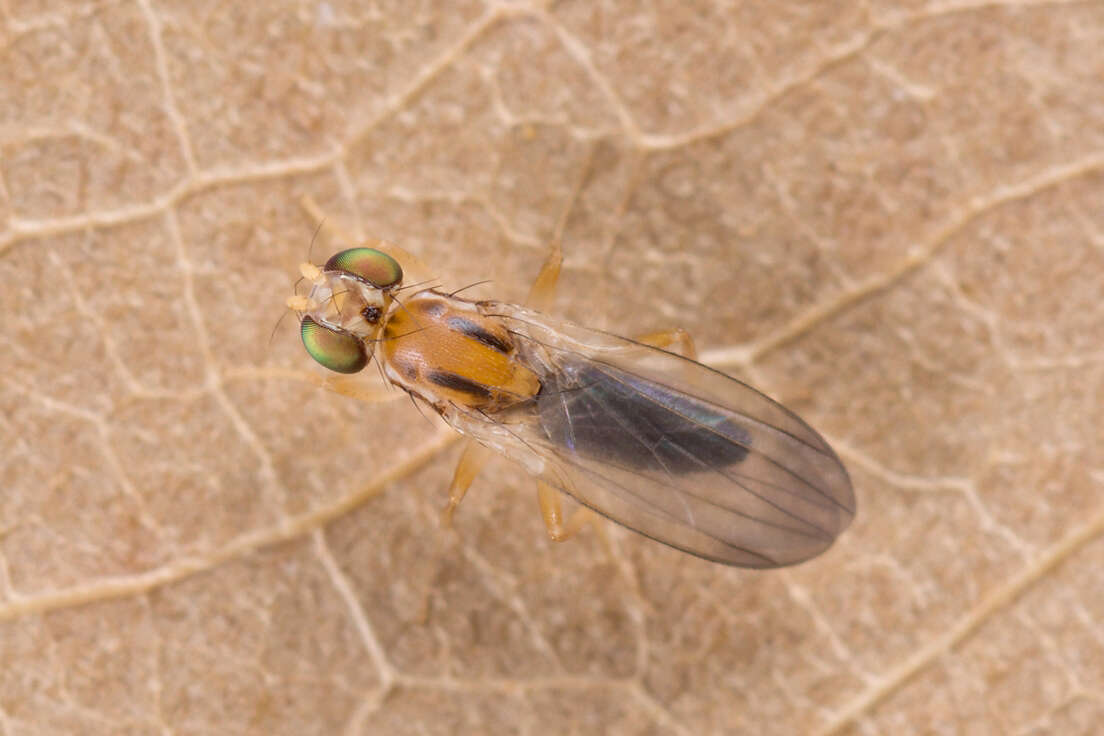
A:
[441, 440, 492, 528]
[527, 238, 698, 551]
[633, 328, 697, 360]
[524, 240, 562, 311]
[523, 228, 696, 360]
[298, 195, 437, 287]
[531, 327, 697, 550]
[313, 374, 400, 403]
[537, 481, 607, 543]
[525, 241, 603, 545]
[299, 194, 362, 250]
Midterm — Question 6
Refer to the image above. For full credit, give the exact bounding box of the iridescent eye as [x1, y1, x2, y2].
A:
[324, 248, 403, 288]
[300, 315, 368, 374]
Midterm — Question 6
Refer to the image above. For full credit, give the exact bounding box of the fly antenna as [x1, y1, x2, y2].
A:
[268, 309, 292, 349]
[307, 217, 325, 263]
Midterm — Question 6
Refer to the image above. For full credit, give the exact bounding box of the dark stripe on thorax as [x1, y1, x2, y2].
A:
[426, 370, 494, 400]
[446, 316, 512, 354]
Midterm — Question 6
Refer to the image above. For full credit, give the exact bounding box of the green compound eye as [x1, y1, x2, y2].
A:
[300, 315, 368, 374]
[324, 248, 403, 288]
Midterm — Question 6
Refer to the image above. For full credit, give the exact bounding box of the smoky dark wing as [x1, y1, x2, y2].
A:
[446, 303, 856, 568]
[538, 360, 752, 472]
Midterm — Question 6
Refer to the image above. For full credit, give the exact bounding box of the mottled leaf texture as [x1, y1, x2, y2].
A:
[2, 2, 1103, 735]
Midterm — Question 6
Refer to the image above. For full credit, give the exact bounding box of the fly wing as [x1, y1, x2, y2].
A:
[442, 301, 856, 568]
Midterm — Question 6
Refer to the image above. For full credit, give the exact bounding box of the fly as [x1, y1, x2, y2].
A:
[286, 225, 855, 568]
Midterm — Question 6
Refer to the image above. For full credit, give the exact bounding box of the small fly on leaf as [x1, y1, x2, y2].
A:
[287, 213, 855, 568]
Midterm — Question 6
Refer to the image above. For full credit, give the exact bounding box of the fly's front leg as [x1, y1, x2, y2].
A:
[299, 194, 362, 251]
[441, 439, 492, 527]
[298, 195, 437, 286]
[314, 375, 400, 404]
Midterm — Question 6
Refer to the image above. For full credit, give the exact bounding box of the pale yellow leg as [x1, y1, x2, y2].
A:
[523, 138, 592, 311]
[528, 318, 696, 549]
[634, 328, 697, 360]
[536, 480, 603, 542]
[316, 375, 399, 403]
[299, 194, 361, 250]
[298, 195, 438, 287]
[441, 439, 493, 527]
[525, 241, 562, 312]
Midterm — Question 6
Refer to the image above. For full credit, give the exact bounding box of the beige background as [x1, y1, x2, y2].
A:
[2, 1, 1103, 734]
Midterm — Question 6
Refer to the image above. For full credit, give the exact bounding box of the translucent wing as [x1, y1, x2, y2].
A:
[441, 301, 856, 568]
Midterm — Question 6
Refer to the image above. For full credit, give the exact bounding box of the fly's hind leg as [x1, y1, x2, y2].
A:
[537, 481, 608, 547]
[633, 328, 697, 360]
